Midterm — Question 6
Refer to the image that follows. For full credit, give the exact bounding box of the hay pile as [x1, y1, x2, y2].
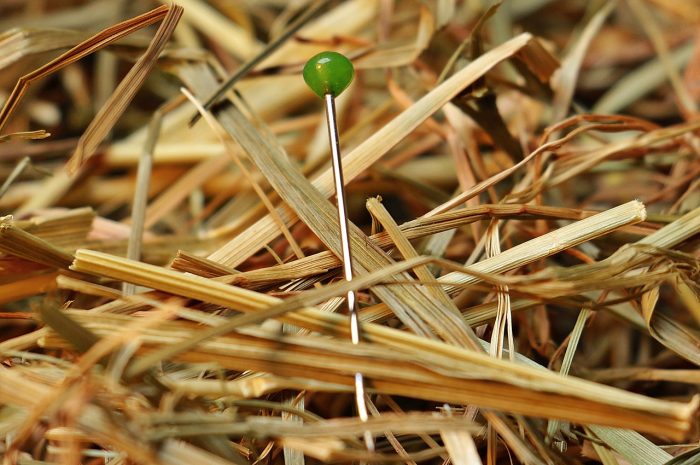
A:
[1, 1, 699, 463]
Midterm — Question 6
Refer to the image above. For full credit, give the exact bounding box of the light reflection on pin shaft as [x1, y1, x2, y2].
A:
[324, 93, 374, 451]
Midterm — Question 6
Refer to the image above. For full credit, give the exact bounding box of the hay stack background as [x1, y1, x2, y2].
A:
[1, 1, 699, 464]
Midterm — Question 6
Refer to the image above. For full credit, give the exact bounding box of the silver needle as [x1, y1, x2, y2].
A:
[324, 92, 375, 452]
[304, 50, 374, 452]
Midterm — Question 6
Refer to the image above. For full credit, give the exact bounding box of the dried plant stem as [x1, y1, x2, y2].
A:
[2, 3, 699, 463]
[365, 197, 456, 310]
[0, 272, 58, 304]
[0, 223, 74, 269]
[439, 200, 646, 294]
[123, 106, 162, 295]
[0, 5, 171, 134]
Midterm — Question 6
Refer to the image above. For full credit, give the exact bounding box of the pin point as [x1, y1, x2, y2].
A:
[303, 52, 374, 451]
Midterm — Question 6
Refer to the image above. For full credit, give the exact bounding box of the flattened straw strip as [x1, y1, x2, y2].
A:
[71, 203, 649, 384]
[439, 200, 647, 294]
[57, 274, 122, 300]
[0, 5, 170, 134]
[635, 205, 700, 248]
[80, 253, 435, 379]
[145, 413, 481, 440]
[181, 87, 304, 260]
[161, 374, 351, 398]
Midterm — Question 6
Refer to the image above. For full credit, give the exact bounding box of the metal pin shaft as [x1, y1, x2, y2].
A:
[324, 93, 374, 451]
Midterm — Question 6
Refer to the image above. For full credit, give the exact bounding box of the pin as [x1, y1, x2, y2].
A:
[303, 51, 374, 451]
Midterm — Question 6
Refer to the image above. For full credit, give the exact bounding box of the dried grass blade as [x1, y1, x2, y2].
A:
[0, 223, 73, 269]
[671, 276, 700, 326]
[120, 100, 188, 290]
[551, 1, 615, 122]
[588, 426, 672, 465]
[68, 5, 184, 171]
[0, 5, 170, 134]
[146, 413, 481, 441]
[182, 88, 304, 259]
[162, 375, 350, 398]
[546, 307, 592, 439]
[588, 368, 700, 384]
[174, 203, 600, 280]
[143, 153, 231, 229]
[0, 130, 50, 143]
[0, 156, 31, 199]
[165, 0, 261, 60]
[108, 201, 644, 352]
[18, 207, 95, 248]
[483, 220, 511, 361]
[172, 250, 239, 278]
[593, 41, 695, 114]
[65, 253, 683, 430]
[439, 200, 647, 294]
[0, 28, 88, 69]
[75, 252, 439, 378]
[641, 286, 700, 365]
[540, 118, 700, 195]
[16, 167, 75, 214]
[56, 274, 122, 300]
[36, 305, 99, 354]
[626, 0, 697, 116]
[635, 205, 700, 249]
[365, 197, 455, 309]
[159, 438, 253, 465]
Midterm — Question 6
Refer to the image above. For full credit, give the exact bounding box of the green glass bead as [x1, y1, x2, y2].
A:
[303, 51, 354, 98]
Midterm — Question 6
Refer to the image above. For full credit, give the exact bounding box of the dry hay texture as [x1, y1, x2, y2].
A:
[0, 0, 700, 464]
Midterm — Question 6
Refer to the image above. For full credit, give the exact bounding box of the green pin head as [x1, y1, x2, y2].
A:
[303, 51, 354, 98]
